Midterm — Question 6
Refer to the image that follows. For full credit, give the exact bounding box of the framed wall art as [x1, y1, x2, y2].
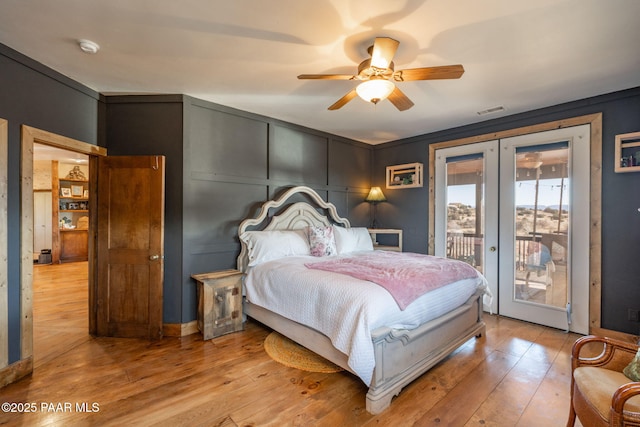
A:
[71, 185, 83, 197]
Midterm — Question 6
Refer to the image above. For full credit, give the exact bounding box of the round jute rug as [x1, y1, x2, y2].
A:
[263, 331, 344, 373]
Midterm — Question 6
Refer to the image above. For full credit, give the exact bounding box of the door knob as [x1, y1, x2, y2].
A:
[489, 246, 497, 252]
[149, 254, 161, 261]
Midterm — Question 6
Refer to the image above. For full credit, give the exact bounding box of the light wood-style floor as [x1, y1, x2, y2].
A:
[0, 261, 585, 426]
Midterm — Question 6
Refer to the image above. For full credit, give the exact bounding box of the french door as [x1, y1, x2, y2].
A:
[435, 126, 590, 334]
[435, 140, 499, 314]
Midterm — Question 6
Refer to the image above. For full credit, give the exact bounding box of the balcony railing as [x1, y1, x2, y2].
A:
[446, 232, 566, 271]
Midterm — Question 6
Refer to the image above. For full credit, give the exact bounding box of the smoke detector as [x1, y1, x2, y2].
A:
[78, 39, 100, 54]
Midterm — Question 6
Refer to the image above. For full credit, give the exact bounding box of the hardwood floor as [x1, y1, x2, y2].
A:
[32, 261, 90, 369]
[0, 262, 584, 426]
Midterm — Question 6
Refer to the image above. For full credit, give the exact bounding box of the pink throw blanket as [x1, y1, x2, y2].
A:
[305, 251, 479, 310]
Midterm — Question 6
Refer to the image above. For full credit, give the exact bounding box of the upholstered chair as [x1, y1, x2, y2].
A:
[568, 335, 640, 427]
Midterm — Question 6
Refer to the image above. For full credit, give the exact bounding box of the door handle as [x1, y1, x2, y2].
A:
[489, 246, 497, 252]
[149, 254, 162, 261]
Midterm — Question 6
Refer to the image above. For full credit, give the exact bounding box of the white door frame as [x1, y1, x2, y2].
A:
[498, 125, 590, 334]
[434, 140, 499, 313]
[428, 113, 602, 335]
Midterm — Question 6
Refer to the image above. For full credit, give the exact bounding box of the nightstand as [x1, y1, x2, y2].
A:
[368, 228, 403, 252]
[192, 269, 244, 340]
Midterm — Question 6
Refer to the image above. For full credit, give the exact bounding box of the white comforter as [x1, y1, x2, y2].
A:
[244, 251, 487, 386]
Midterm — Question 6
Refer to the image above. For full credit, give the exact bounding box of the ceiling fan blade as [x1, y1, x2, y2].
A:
[387, 86, 414, 111]
[298, 74, 354, 80]
[328, 89, 358, 110]
[394, 65, 465, 81]
[370, 37, 399, 69]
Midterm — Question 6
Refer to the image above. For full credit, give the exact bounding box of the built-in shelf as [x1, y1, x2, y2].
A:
[386, 162, 423, 189]
[614, 131, 640, 173]
[52, 161, 90, 262]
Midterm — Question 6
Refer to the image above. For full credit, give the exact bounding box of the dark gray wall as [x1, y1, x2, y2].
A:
[102, 95, 185, 324]
[4, 35, 638, 356]
[0, 43, 100, 363]
[373, 87, 640, 335]
[103, 95, 373, 323]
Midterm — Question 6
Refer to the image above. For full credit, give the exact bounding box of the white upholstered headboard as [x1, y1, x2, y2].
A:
[236, 186, 351, 272]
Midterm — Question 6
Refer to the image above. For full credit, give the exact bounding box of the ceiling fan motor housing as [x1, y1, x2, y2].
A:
[357, 58, 394, 80]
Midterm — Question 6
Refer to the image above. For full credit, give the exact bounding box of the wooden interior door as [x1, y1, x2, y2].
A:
[96, 155, 165, 339]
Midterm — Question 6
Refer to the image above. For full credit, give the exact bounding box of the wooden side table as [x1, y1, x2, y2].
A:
[191, 269, 244, 340]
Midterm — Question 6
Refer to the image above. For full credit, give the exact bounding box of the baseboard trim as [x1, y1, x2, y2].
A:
[163, 320, 199, 337]
[591, 327, 639, 344]
[0, 356, 33, 388]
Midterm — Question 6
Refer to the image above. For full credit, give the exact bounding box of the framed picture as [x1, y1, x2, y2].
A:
[71, 185, 83, 197]
[83, 189, 89, 199]
[60, 187, 71, 197]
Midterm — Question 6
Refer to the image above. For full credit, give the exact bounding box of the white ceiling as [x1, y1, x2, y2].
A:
[33, 144, 88, 164]
[1, 0, 639, 145]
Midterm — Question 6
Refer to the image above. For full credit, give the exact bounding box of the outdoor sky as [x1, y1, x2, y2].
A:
[448, 178, 568, 208]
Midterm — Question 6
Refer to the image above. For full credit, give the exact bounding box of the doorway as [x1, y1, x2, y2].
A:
[33, 144, 90, 366]
[19, 125, 106, 368]
[17, 125, 164, 385]
[434, 125, 591, 334]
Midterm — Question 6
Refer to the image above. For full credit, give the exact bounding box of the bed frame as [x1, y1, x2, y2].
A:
[237, 186, 486, 414]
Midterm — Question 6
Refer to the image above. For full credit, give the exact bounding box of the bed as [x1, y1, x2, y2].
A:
[237, 186, 487, 414]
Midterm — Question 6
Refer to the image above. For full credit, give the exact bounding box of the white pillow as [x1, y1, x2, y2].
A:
[333, 226, 374, 254]
[240, 229, 310, 266]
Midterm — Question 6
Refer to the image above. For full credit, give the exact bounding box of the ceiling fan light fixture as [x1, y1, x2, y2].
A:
[356, 79, 395, 105]
[299, 37, 463, 111]
[520, 152, 543, 169]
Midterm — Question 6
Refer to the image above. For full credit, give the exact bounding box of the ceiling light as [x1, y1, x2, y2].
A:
[78, 39, 100, 54]
[520, 152, 543, 169]
[356, 79, 395, 105]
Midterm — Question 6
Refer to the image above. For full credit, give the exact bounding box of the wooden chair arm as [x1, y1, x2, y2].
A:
[612, 382, 640, 412]
[572, 335, 638, 371]
[610, 382, 640, 426]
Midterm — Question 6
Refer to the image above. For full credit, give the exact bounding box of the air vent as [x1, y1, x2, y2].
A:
[477, 105, 505, 116]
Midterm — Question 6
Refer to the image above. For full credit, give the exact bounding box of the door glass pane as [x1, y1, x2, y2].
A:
[514, 143, 569, 308]
[446, 154, 484, 274]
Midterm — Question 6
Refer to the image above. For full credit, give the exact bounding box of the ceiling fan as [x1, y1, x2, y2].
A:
[298, 37, 464, 111]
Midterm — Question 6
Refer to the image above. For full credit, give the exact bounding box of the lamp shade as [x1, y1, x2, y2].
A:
[365, 186, 387, 203]
[356, 79, 395, 104]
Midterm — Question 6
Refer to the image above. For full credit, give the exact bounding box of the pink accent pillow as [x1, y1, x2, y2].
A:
[307, 226, 337, 257]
